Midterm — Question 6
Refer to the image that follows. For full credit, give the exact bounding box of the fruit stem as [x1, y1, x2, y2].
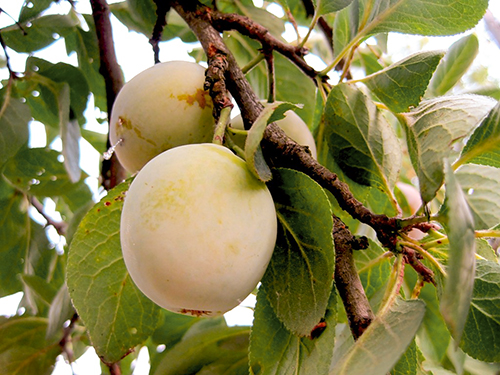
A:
[213, 106, 232, 145]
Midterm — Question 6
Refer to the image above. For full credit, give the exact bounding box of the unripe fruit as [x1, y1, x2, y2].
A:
[231, 110, 318, 159]
[110, 61, 215, 173]
[121, 143, 277, 316]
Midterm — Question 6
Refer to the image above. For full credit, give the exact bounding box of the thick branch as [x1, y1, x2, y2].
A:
[90, 0, 127, 190]
[333, 216, 374, 339]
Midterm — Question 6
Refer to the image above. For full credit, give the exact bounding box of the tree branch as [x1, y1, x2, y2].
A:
[172, 0, 379, 339]
[90, 0, 127, 190]
[333, 216, 374, 340]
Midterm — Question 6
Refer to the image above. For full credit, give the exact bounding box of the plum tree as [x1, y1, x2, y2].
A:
[109, 61, 215, 173]
[120, 143, 277, 316]
[231, 109, 318, 158]
[2, 1, 500, 374]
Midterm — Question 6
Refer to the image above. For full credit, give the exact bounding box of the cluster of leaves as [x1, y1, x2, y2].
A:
[1, 0, 500, 374]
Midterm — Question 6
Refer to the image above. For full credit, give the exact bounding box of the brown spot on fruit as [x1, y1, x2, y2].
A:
[179, 308, 211, 317]
[177, 89, 211, 109]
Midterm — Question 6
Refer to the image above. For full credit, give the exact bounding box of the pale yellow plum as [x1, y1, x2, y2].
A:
[230, 110, 317, 159]
[120, 143, 277, 316]
[110, 61, 215, 173]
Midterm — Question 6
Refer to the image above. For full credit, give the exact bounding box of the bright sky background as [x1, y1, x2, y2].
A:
[1, 1, 500, 374]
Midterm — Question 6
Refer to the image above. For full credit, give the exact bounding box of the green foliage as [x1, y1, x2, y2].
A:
[1, 0, 499, 374]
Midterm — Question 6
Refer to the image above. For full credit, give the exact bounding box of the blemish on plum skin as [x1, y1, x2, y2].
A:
[177, 89, 212, 109]
[179, 308, 211, 317]
[117, 116, 157, 147]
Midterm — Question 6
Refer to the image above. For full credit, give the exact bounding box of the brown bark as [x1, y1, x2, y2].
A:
[90, 0, 127, 190]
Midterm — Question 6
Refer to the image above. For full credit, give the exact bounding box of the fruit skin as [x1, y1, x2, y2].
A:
[110, 61, 215, 173]
[120, 143, 277, 316]
[231, 110, 318, 159]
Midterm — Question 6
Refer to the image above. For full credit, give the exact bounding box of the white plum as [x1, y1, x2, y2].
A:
[231, 110, 318, 158]
[110, 61, 215, 173]
[120, 143, 277, 316]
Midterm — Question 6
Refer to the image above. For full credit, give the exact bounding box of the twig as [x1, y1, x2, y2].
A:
[150, 0, 171, 64]
[90, 0, 127, 190]
[30, 197, 68, 236]
[263, 47, 275, 103]
[333, 216, 374, 340]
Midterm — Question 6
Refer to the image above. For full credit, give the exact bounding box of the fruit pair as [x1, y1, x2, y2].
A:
[112, 61, 278, 315]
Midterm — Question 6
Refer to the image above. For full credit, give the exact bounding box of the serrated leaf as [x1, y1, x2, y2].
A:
[315, 0, 354, 15]
[249, 285, 337, 375]
[245, 103, 300, 181]
[440, 164, 476, 344]
[0, 95, 31, 167]
[460, 260, 500, 362]
[262, 168, 334, 336]
[458, 101, 500, 168]
[360, 0, 489, 37]
[331, 298, 426, 375]
[455, 164, 500, 230]
[0, 192, 29, 297]
[0, 317, 61, 375]
[154, 322, 250, 375]
[67, 180, 160, 364]
[3, 148, 76, 198]
[1, 12, 80, 53]
[428, 34, 479, 97]
[323, 83, 401, 196]
[401, 95, 495, 202]
[359, 50, 445, 113]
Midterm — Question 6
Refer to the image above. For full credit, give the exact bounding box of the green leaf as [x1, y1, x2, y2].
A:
[60, 116, 81, 184]
[0, 95, 31, 167]
[360, 0, 489, 37]
[19, 0, 54, 23]
[401, 95, 495, 202]
[249, 285, 337, 375]
[315, 0, 354, 15]
[263, 168, 334, 336]
[455, 164, 500, 230]
[428, 34, 479, 97]
[1, 12, 80, 53]
[3, 148, 76, 198]
[110, 2, 197, 43]
[323, 83, 401, 196]
[460, 260, 500, 362]
[458, 101, 500, 168]
[46, 284, 74, 340]
[26, 57, 90, 124]
[65, 14, 107, 111]
[245, 102, 300, 181]
[359, 50, 445, 113]
[154, 322, 250, 375]
[0, 192, 29, 297]
[354, 238, 391, 304]
[440, 164, 476, 344]
[67, 180, 160, 364]
[392, 340, 418, 375]
[330, 298, 426, 375]
[0, 317, 61, 375]
[415, 282, 450, 363]
[332, 0, 359, 59]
